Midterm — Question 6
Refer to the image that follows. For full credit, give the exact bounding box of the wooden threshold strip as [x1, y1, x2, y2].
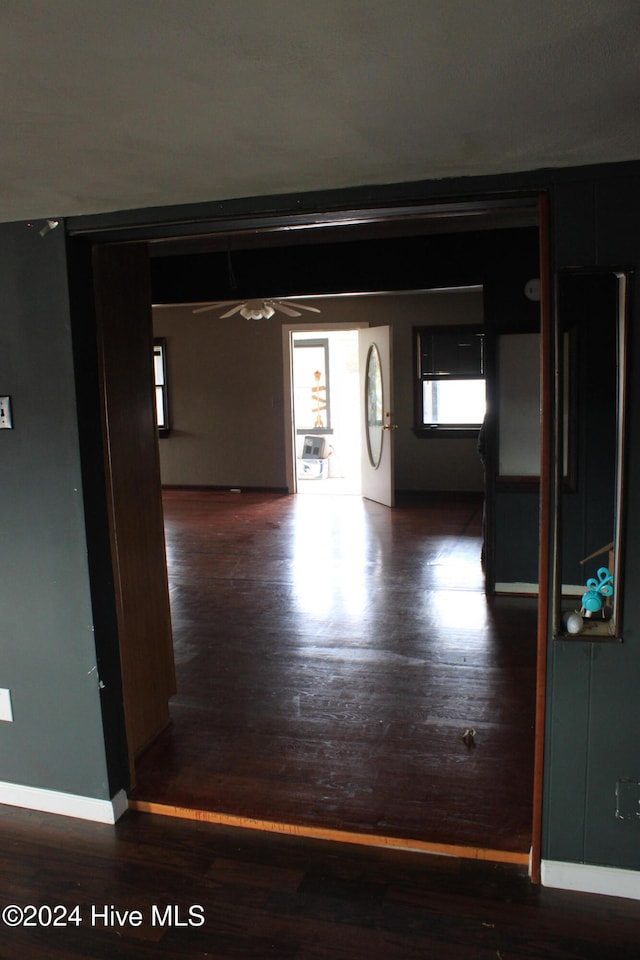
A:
[129, 799, 530, 866]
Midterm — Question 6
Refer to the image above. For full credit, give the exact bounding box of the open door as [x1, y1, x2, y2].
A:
[93, 241, 176, 784]
[359, 325, 395, 506]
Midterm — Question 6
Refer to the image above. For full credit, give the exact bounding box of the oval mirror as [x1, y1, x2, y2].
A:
[365, 343, 383, 468]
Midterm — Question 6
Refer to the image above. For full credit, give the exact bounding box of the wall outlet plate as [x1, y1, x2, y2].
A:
[0, 396, 13, 429]
[524, 278, 541, 301]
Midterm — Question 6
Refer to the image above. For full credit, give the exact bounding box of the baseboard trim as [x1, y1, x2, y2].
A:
[495, 583, 586, 598]
[495, 582, 539, 595]
[161, 484, 289, 494]
[129, 798, 530, 865]
[394, 490, 483, 498]
[0, 781, 128, 824]
[541, 859, 640, 901]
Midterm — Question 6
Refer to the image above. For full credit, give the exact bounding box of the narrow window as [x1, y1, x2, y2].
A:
[292, 338, 332, 434]
[414, 325, 485, 436]
[153, 338, 170, 437]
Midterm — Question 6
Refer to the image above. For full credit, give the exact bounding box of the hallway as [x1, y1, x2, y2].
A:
[130, 491, 537, 857]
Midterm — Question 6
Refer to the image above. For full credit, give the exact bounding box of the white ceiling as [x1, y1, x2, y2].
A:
[2, 1, 639, 224]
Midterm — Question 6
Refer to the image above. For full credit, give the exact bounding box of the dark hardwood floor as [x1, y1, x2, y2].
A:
[2, 804, 640, 960]
[130, 490, 537, 858]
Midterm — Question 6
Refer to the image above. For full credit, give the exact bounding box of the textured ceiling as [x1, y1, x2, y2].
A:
[2, 1, 639, 223]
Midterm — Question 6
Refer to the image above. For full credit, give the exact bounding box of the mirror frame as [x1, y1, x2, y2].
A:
[553, 269, 628, 642]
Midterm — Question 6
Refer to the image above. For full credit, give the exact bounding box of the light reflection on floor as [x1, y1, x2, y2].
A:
[428, 589, 489, 631]
[291, 495, 370, 618]
[289, 494, 486, 636]
[297, 477, 361, 495]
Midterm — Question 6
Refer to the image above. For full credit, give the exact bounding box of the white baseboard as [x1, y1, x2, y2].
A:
[0, 780, 128, 824]
[542, 859, 640, 901]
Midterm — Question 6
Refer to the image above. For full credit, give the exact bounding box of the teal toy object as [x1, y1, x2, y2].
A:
[580, 567, 614, 617]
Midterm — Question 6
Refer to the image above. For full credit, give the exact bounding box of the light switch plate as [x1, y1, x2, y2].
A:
[0, 396, 13, 429]
[0, 688, 13, 722]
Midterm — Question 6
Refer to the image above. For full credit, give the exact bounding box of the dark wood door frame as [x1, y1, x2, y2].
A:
[530, 193, 552, 883]
[86, 194, 551, 878]
[93, 242, 177, 784]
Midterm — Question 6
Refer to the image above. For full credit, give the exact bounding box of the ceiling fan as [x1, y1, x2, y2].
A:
[192, 298, 322, 320]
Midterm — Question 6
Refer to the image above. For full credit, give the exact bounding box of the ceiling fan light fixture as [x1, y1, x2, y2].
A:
[193, 298, 321, 320]
[240, 300, 276, 319]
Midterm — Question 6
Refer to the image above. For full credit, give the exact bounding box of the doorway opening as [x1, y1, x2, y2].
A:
[87, 195, 548, 872]
[289, 326, 362, 496]
[138, 282, 535, 858]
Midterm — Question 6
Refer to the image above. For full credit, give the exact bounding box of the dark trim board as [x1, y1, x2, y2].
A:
[162, 484, 290, 494]
[67, 159, 640, 243]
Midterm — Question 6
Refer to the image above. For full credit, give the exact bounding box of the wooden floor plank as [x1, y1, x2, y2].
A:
[131, 491, 537, 855]
[1, 806, 640, 960]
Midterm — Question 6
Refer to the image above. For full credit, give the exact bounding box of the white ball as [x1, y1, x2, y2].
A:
[564, 612, 583, 635]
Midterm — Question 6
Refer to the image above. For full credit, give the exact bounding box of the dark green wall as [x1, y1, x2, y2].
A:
[0, 221, 111, 799]
[559, 274, 618, 582]
[482, 238, 542, 586]
[542, 173, 640, 869]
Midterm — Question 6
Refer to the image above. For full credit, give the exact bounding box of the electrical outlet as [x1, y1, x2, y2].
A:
[0, 396, 13, 429]
[0, 688, 13, 722]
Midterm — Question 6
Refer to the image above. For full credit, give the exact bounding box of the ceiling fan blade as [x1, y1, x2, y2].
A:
[289, 302, 321, 314]
[273, 302, 302, 317]
[192, 300, 241, 315]
[219, 304, 247, 318]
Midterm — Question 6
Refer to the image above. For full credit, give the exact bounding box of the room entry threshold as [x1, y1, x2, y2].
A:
[128, 798, 530, 867]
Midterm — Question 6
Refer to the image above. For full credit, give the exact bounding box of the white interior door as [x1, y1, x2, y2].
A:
[359, 325, 395, 507]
